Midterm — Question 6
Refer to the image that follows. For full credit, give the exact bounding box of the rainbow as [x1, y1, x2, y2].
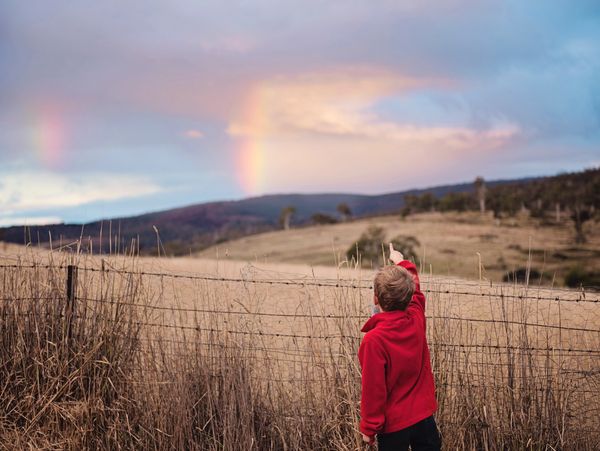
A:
[32, 105, 66, 170]
[235, 85, 267, 196]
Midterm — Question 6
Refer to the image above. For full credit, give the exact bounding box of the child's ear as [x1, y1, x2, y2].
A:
[373, 294, 379, 306]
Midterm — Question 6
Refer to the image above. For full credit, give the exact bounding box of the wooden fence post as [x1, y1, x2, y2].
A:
[65, 265, 78, 345]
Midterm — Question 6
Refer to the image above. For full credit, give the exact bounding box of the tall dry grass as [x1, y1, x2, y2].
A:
[0, 250, 599, 450]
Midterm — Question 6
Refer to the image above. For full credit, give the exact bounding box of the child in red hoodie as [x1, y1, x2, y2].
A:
[359, 244, 440, 450]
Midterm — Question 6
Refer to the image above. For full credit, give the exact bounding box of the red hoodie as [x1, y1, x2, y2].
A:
[358, 260, 437, 438]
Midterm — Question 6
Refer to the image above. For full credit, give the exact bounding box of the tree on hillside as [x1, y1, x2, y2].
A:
[311, 213, 338, 225]
[336, 203, 353, 221]
[487, 185, 522, 218]
[438, 192, 477, 212]
[571, 207, 592, 244]
[539, 177, 565, 222]
[402, 194, 419, 216]
[561, 174, 598, 243]
[474, 177, 486, 213]
[418, 192, 437, 212]
[279, 206, 296, 230]
[555, 201, 562, 222]
[529, 198, 547, 219]
[346, 225, 386, 266]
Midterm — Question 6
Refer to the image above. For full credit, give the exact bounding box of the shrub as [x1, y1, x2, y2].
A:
[390, 235, 420, 262]
[310, 213, 338, 225]
[346, 225, 386, 266]
[336, 203, 352, 221]
[502, 267, 548, 284]
[346, 227, 419, 266]
[564, 266, 600, 289]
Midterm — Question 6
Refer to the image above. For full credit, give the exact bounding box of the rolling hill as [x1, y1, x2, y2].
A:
[196, 210, 600, 287]
[3, 167, 597, 256]
[0, 179, 516, 254]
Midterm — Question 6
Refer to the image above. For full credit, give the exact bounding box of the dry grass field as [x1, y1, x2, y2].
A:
[1, 242, 599, 449]
[197, 211, 600, 286]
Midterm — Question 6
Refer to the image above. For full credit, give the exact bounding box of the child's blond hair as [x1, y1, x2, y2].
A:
[374, 265, 415, 311]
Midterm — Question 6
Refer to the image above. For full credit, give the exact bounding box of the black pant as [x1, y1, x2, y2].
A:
[377, 416, 441, 451]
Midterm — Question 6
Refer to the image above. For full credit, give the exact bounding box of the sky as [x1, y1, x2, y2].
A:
[1, 0, 599, 226]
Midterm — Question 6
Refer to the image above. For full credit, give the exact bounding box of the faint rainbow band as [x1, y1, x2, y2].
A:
[234, 84, 267, 196]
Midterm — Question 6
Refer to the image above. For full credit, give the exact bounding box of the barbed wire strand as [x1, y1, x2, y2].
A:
[2, 263, 598, 303]
[79, 296, 600, 334]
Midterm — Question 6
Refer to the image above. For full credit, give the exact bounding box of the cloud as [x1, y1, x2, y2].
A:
[226, 67, 522, 194]
[0, 216, 63, 227]
[251, 129, 519, 195]
[0, 0, 598, 212]
[199, 35, 257, 54]
[184, 129, 204, 139]
[228, 68, 520, 150]
[0, 171, 162, 213]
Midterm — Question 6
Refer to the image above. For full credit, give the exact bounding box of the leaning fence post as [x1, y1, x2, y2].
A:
[65, 264, 78, 346]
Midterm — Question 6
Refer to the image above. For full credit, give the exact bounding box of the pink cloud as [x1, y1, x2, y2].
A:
[227, 67, 519, 149]
[227, 67, 521, 193]
[184, 129, 204, 139]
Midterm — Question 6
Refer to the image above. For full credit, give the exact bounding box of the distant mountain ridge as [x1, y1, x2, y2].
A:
[0, 175, 538, 254]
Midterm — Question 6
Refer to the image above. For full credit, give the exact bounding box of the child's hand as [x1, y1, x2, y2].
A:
[388, 243, 404, 265]
[361, 433, 374, 445]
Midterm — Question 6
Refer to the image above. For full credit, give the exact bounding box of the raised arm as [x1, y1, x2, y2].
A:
[398, 260, 425, 312]
[388, 243, 426, 312]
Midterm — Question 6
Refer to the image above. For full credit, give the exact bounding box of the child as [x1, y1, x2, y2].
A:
[359, 243, 440, 450]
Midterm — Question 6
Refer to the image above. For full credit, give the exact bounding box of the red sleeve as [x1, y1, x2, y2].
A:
[398, 260, 426, 313]
[358, 334, 387, 437]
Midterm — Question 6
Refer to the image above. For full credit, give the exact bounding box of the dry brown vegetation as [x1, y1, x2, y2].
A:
[1, 245, 599, 450]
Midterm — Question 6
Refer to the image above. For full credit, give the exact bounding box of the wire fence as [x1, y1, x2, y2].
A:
[3, 262, 600, 339]
[2, 259, 600, 447]
[1, 262, 599, 302]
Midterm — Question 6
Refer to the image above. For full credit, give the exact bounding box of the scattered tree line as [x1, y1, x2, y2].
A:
[279, 203, 354, 229]
[401, 168, 600, 243]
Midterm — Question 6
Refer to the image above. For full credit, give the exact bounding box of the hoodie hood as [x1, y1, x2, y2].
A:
[361, 309, 408, 333]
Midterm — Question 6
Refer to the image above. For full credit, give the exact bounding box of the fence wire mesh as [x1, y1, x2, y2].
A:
[1, 260, 599, 449]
